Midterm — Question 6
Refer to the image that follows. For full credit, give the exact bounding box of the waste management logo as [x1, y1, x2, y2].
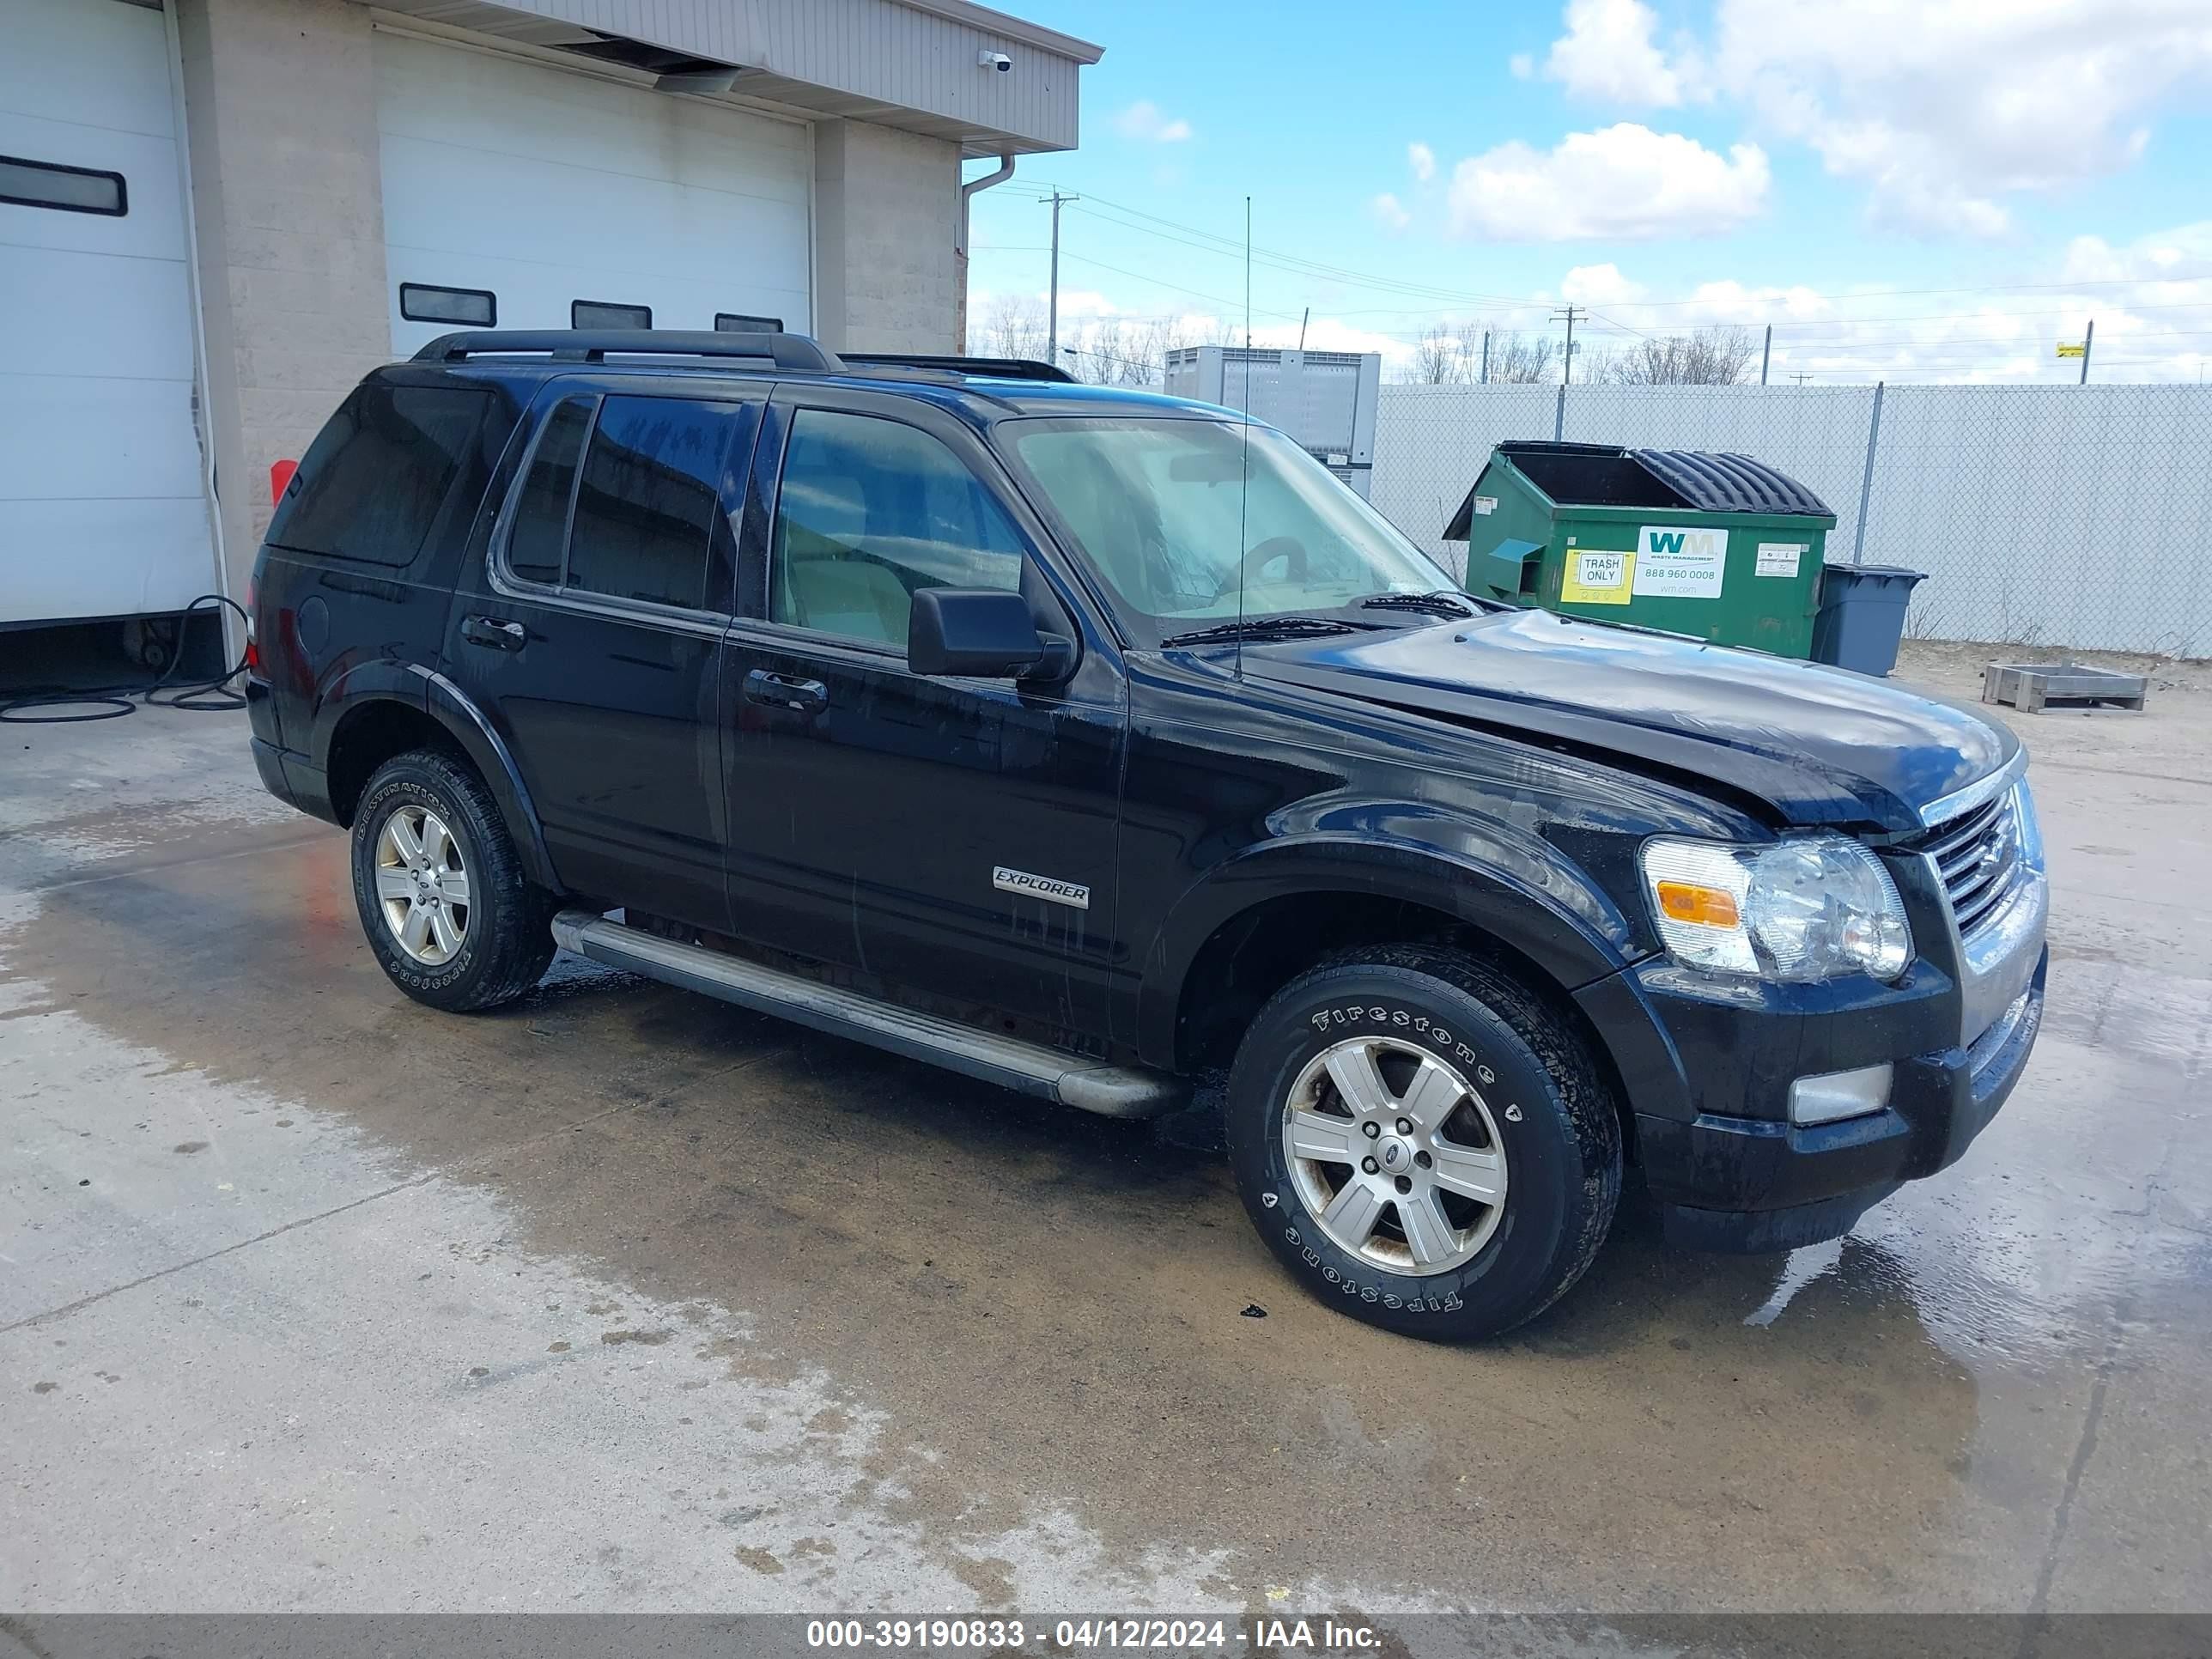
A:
[1632, 526, 1729, 598]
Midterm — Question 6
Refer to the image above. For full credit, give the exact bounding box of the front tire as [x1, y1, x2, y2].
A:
[1225, 946, 1621, 1341]
[349, 749, 556, 1012]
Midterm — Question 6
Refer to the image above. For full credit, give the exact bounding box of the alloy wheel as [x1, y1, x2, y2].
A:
[373, 804, 471, 966]
[1281, 1036, 1509, 1274]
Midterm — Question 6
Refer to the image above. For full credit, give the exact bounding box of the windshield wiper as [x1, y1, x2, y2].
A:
[1358, 590, 1491, 618]
[1161, 617, 1368, 647]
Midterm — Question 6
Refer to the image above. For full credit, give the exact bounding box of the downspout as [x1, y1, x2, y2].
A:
[164, 0, 234, 650]
[957, 154, 1016, 351]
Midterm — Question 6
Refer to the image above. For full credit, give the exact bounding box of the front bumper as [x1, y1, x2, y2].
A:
[1642, 951, 2045, 1251]
[1574, 864, 2049, 1254]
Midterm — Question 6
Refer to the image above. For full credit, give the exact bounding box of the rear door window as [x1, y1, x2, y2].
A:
[266, 383, 490, 567]
[565, 398, 735, 611]
[506, 397, 592, 586]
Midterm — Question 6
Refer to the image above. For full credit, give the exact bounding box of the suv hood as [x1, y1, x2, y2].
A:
[1243, 608, 2016, 835]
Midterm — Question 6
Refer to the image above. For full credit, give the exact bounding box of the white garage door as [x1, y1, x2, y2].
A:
[1, 0, 213, 625]
[375, 32, 813, 359]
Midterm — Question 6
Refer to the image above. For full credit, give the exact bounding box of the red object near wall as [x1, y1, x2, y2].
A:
[269, 457, 298, 503]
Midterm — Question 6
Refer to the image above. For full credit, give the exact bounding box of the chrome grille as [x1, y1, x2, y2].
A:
[1918, 787, 2025, 936]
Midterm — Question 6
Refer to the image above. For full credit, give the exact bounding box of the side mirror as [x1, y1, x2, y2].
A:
[908, 588, 1066, 679]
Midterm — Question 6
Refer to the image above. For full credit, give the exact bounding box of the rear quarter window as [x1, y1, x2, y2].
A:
[266, 382, 491, 567]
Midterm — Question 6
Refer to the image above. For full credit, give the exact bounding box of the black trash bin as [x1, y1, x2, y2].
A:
[1813, 563, 1928, 676]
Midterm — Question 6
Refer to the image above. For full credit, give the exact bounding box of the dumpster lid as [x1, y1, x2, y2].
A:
[1443, 441, 1831, 538]
[1630, 448, 1832, 517]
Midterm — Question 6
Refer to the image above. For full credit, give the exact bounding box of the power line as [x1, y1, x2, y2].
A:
[1056, 250, 1307, 324]
[971, 185, 2212, 374]
[980, 177, 2212, 315]
[1066, 198, 1531, 308]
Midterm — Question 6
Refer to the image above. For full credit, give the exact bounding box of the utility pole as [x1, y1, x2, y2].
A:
[1851, 381, 1886, 567]
[1480, 330, 1491, 385]
[1045, 189, 1077, 362]
[1552, 305, 1584, 385]
[2080, 317, 2094, 386]
[1760, 324, 1771, 386]
[1297, 307, 1309, 351]
[1790, 371, 1814, 386]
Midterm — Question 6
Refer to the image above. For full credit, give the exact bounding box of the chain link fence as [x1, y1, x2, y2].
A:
[1369, 382, 2212, 659]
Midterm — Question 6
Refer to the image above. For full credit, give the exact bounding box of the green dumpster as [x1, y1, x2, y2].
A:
[1443, 441, 1838, 658]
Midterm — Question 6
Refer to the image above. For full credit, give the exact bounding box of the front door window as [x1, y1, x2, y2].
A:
[769, 408, 1027, 648]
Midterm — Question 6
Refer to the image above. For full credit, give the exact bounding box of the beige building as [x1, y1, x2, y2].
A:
[1, 0, 1099, 636]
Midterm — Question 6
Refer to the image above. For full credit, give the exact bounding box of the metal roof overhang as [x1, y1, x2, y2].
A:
[374, 0, 1101, 155]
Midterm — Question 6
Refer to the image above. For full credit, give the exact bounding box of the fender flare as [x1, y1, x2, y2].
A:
[415, 667, 560, 891]
[312, 662, 559, 891]
[1134, 833, 1638, 1070]
[307, 656, 425, 769]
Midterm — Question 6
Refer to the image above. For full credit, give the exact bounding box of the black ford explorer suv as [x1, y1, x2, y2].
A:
[246, 330, 2047, 1341]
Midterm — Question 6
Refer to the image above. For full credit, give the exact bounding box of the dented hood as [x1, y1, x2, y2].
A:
[1243, 608, 2017, 834]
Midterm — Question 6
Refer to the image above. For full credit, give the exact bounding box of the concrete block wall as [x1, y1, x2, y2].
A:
[814, 119, 962, 354]
[171, 0, 967, 624]
[175, 0, 392, 609]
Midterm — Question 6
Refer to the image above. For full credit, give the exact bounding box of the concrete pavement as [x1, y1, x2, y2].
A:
[3, 651, 2206, 1613]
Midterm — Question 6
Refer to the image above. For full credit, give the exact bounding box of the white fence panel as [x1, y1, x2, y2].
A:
[1865, 386, 2212, 659]
[1369, 385, 1556, 580]
[1367, 382, 2212, 657]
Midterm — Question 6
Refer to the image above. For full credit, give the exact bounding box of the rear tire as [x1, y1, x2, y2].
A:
[1224, 945, 1621, 1341]
[349, 749, 556, 1012]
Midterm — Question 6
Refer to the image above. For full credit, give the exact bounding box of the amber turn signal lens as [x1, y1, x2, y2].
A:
[1655, 880, 1741, 928]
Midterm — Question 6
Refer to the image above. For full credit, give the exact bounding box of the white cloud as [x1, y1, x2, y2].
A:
[1370, 192, 1413, 231]
[1448, 124, 1770, 240]
[1708, 0, 2212, 236]
[1559, 262, 1644, 305]
[1407, 142, 1437, 183]
[1520, 222, 2212, 382]
[1543, 0, 1686, 106]
[1244, 314, 1423, 364]
[1112, 100, 1193, 143]
[1048, 289, 1124, 317]
[1504, 0, 2212, 236]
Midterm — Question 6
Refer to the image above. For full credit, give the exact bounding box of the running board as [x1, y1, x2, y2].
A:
[550, 910, 1186, 1120]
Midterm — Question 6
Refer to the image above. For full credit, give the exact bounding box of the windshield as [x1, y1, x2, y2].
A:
[1003, 416, 1453, 646]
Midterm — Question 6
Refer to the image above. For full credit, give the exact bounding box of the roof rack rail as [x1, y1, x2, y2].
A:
[413, 329, 844, 374]
[840, 352, 1077, 383]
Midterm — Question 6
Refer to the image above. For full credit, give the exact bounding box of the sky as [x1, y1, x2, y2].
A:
[963, 0, 2212, 384]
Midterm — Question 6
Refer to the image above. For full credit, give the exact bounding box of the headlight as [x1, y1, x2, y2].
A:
[1640, 836, 1912, 983]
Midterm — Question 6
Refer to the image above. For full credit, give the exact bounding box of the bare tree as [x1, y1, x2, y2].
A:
[1403, 321, 1506, 385]
[1410, 325, 1466, 385]
[975, 295, 1049, 362]
[1060, 313, 1247, 387]
[1060, 316, 1176, 386]
[1486, 330, 1557, 384]
[1454, 321, 1491, 380]
[1597, 325, 1759, 386]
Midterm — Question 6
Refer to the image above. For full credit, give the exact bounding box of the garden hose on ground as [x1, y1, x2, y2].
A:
[1, 594, 251, 724]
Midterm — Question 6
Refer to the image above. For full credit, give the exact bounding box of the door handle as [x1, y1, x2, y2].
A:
[743, 669, 828, 714]
[463, 616, 527, 651]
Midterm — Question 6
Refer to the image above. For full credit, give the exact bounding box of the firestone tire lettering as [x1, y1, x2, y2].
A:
[1225, 947, 1622, 1343]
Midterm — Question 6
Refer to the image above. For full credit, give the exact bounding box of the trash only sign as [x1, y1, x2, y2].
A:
[1562, 548, 1633, 605]
[1632, 526, 1728, 599]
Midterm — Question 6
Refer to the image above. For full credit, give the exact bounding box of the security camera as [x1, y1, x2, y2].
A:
[978, 50, 1012, 71]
